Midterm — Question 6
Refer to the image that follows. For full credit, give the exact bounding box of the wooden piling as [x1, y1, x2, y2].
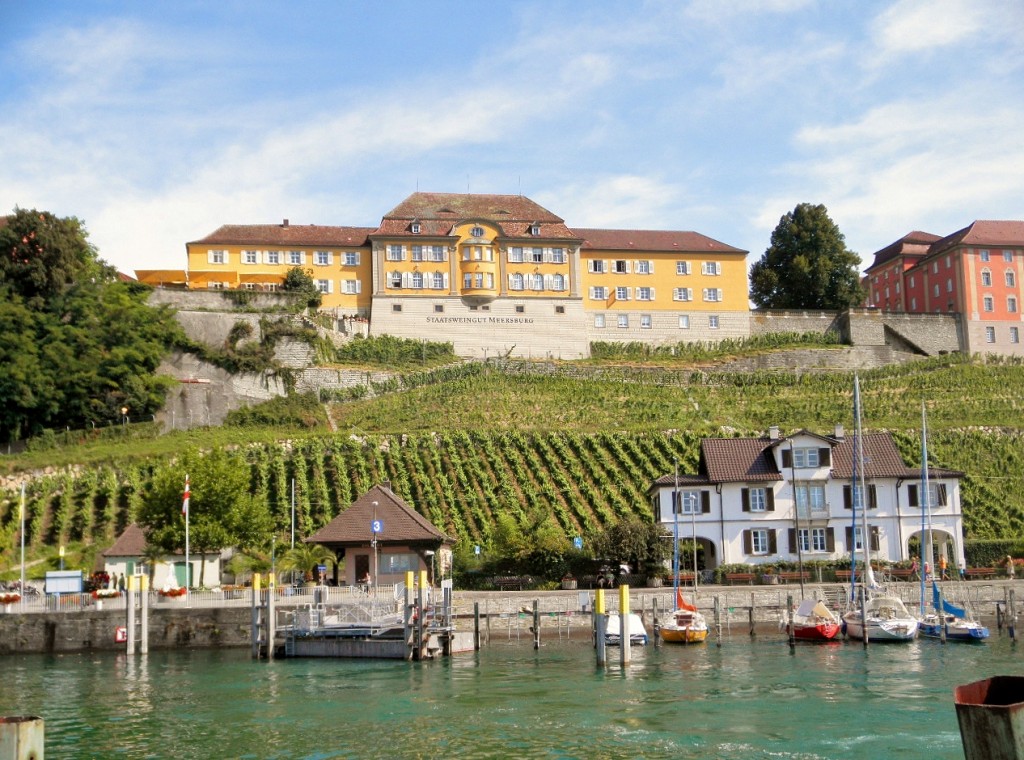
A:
[533, 600, 540, 650]
[652, 596, 660, 648]
[859, 584, 869, 649]
[473, 602, 481, 651]
[1010, 589, 1017, 643]
[404, 571, 414, 661]
[787, 593, 795, 650]
[138, 574, 149, 655]
[749, 592, 756, 637]
[714, 596, 722, 648]
[595, 588, 606, 666]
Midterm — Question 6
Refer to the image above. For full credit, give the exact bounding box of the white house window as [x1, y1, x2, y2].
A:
[799, 528, 828, 553]
[510, 273, 524, 291]
[637, 260, 652, 274]
[911, 297, 917, 310]
[344, 252, 359, 266]
[1009, 296, 1018, 314]
[594, 314, 606, 328]
[411, 245, 424, 262]
[243, 250, 258, 264]
[463, 273, 472, 289]
[1007, 271, 1016, 287]
[702, 261, 721, 275]
[981, 269, 992, 286]
[411, 272, 424, 289]
[1012, 327, 1020, 344]
[983, 295, 994, 312]
[433, 272, 445, 289]
[617, 314, 629, 328]
[909, 275, 916, 288]
[341, 280, 361, 295]
[551, 248, 565, 264]
[471, 226, 484, 237]
[288, 251, 303, 265]
[551, 274, 565, 291]
[792, 448, 821, 468]
[678, 315, 690, 329]
[749, 487, 767, 512]
[265, 251, 280, 265]
[388, 272, 402, 288]
[387, 245, 404, 261]
[640, 314, 652, 329]
[411, 222, 421, 234]
[590, 259, 606, 274]
[637, 287, 653, 301]
[614, 260, 629, 274]
[315, 279, 331, 294]
[590, 286, 607, 300]
[980, 249, 990, 262]
[531, 274, 544, 290]
[616, 286, 630, 300]
[750, 529, 769, 554]
[933, 284, 940, 298]
[315, 251, 330, 266]
[530, 224, 540, 236]
[708, 316, 719, 329]
[673, 287, 692, 302]
[531, 247, 544, 264]
[676, 261, 690, 275]
[431, 246, 445, 262]
[985, 326, 996, 343]
[1004, 250, 1014, 262]
[209, 250, 226, 264]
[508, 247, 524, 263]
[703, 288, 723, 302]
[795, 483, 827, 516]
[676, 490, 702, 514]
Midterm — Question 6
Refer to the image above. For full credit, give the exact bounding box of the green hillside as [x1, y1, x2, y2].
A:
[2, 353, 1024, 577]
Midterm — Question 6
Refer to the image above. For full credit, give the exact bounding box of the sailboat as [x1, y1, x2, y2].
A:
[841, 375, 919, 643]
[916, 402, 989, 643]
[659, 463, 708, 644]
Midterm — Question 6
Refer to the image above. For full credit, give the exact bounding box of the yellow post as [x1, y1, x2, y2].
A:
[619, 584, 630, 615]
[619, 584, 631, 666]
[595, 588, 605, 615]
[405, 571, 414, 588]
[139, 574, 148, 591]
[127, 574, 136, 591]
[594, 588, 607, 665]
[419, 569, 428, 590]
[253, 573, 262, 592]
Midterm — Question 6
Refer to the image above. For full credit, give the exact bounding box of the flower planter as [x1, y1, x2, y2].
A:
[761, 574, 779, 585]
[95, 600, 103, 611]
[561, 579, 578, 590]
[646, 577, 663, 588]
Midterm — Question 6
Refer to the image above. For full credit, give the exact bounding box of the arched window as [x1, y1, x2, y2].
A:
[981, 269, 992, 287]
[531, 274, 544, 290]
[510, 273, 524, 291]
[552, 274, 565, 291]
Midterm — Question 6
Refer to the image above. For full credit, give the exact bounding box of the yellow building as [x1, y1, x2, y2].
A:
[137, 192, 749, 358]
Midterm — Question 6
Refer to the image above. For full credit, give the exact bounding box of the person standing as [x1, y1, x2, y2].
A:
[939, 554, 948, 581]
[1008, 555, 1016, 580]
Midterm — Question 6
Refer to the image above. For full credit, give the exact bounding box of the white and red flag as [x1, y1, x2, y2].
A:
[182, 475, 190, 516]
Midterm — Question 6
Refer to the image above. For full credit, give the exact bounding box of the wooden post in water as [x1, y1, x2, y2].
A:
[1010, 589, 1017, 643]
[652, 596, 660, 648]
[595, 588, 606, 666]
[139, 574, 149, 655]
[619, 585, 631, 666]
[126, 579, 136, 655]
[532, 600, 540, 650]
[0, 716, 44, 760]
[251, 573, 262, 660]
[266, 572, 275, 660]
[714, 595, 722, 648]
[787, 593, 795, 650]
[473, 602, 481, 651]
[415, 570, 426, 661]
[749, 592, 756, 637]
[938, 586, 947, 644]
[404, 571, 414, 660]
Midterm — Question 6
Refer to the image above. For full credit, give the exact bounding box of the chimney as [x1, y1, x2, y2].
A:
[834, 424, 845, 440]
[381, 480, 392, 491]
[769, 425, 780, 440]
[282, 218, 289, 227]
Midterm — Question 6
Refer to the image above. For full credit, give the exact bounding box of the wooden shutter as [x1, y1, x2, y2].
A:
[908, 484, 919, 507]
[768, 530, 777, 554]
[819, 448, 831, 467]
[845, 526, 854, 548]
[788, 528, 797, 553]
[781, 449, 792, 468]
[701, 491, 711, 513]
[870, 526, 880, 552]
[937, 484, 948, 506]
[868, 485, 878, 509]
[743, 530, 752, 554]
[826, 528, 836, 552]
[766, 490, 775, 511]
[843, 485, 852, 509]
[741, 488, 750, 512]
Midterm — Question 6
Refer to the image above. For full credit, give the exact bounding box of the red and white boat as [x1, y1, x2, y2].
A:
[782, 598, 841, 641]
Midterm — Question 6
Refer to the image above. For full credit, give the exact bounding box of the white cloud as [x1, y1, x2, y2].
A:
[540, 175, 687, 230]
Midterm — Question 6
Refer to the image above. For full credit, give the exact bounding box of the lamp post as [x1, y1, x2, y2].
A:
[372, 501, 379, 597]
[425, 550, 435, 587]
[121, 406, 128, 429]
[59, 545, 64, 571]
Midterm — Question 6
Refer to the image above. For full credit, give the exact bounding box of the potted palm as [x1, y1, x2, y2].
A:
[280, 543, 334, 588]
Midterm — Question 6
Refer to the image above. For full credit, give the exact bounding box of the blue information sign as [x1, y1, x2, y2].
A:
[573, 537, 583, 549]
[371, 519, 383, 533]
[474, 545, 481, 555]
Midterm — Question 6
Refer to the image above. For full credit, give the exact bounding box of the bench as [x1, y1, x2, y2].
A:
[835, 570, 852, 582]
[725, 572, 757, 585]
[889, 568, 914, 580]
[675, 572, 697, 586]
[966, 567, 997, 580]
[490, 576, 532, 591]
[776, 571, 810, 583]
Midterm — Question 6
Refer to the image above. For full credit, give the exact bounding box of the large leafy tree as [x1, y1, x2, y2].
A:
[749, 203, 864, 310]
[0, 208, 183, 440]
[139, 448, 274, 587]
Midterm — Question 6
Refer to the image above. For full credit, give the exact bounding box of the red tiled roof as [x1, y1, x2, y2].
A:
[573, 228, 745, 254]
[102, 523, 149, 556]
[829, 433, 961, 479]
[701, 438, 782, 482]
[927, 220, 1024, 258]
[864, 231, 941, 273]
[306, 483, 452, 547]
[189, 224, 374, 247]
[373, 192, 579, 239]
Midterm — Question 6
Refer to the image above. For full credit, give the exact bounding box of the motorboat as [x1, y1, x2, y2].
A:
[605, 612, 649, 645]
[843, 593, 919, 642]
[782, 598, 840, 642]
[659, 607, 709, 644]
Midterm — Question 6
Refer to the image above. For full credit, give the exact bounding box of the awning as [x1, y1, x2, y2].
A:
[134, 269, 187, 286]
[238, 272, 285, 285]
[188, 270, 240, 285]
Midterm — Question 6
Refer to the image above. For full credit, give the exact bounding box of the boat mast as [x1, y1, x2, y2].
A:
[791, 438, 805, 597]
[849, 376, 860, 602]
[673, 459, 680, 602]
[921, 401, 934, 610]
[855, 375, 877, 589]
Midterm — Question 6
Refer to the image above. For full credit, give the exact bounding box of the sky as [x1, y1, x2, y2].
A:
[2, 0, 1022, 277]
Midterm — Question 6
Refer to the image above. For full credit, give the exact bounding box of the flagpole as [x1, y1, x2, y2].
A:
[20, 483, 26, 612]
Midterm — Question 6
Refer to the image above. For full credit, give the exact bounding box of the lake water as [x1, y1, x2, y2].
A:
[0, 632, 1017, 759]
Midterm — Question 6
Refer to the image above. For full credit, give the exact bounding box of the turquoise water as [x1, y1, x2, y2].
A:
[0, 634, 1017, 759]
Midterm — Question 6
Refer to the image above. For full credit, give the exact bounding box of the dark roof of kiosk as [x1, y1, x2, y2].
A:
[306, 483, 452, 547]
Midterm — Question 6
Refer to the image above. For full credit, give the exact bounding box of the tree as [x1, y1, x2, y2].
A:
[282, 266, 322, 309]
[280, 542, 335, 582]
[593, 516, 670, 577]
[749, 203, 864, 310]
[138, 448, 272, 587]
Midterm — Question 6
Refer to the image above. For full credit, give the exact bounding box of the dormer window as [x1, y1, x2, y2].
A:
[471, 226, 484, 238]
[411, 222, 421, 234]
[530, 224, 541, 236]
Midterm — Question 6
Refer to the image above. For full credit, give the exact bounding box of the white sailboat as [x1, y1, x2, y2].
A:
[842, 375, 919, 643]
[658, 460, 708, 644]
